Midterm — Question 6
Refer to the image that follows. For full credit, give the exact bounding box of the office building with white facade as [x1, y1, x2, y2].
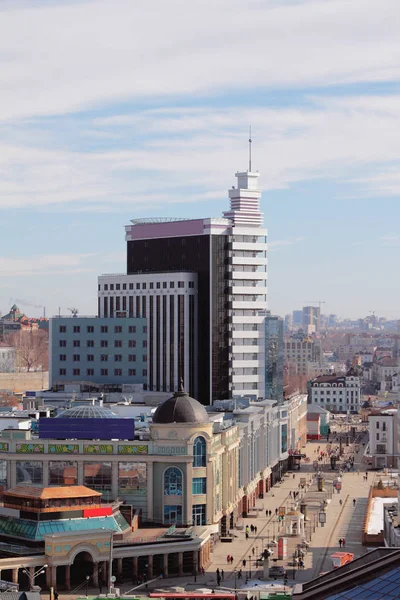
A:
[98, 169, 267, 404]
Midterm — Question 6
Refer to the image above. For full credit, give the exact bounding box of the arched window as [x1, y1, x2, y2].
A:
[164, 467, 183, 496]
[193, 436, 206, 467]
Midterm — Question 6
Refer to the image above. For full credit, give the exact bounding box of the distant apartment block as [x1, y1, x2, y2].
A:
[284, 333, 321, 376]
[49, 317, 148, 389]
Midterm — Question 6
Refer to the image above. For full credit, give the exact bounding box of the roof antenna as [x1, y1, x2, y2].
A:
[248, 126, 252, 172]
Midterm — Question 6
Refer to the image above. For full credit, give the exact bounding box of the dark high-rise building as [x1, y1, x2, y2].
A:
[98, 170, 268, 404]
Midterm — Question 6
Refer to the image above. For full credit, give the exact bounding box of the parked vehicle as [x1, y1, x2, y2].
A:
[330, 552, 354, 569]
[268, 566, 286, 579]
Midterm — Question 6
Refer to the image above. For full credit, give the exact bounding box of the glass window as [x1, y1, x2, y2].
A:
[110, 284, 114, 290]
[73, 326, 80, 333]
[123, 283, 127, 290]
[87, 368, 94, 376]
[101, 340, 108, 347]
[164, 467, 183, 496]
[84, 462, 112, 492]
[101, 368, 108, 376]
[129, 340, 136, 348]
[118, 462, 147, 490]
[114, 326, 122, 333]
[59, 368, 66, 375]
[87, 326, 94, 333]
[192, 477, 206, 494]
[114, 369, 122, 376]
[59, 354, 66, 361]
[128, 354, 136, 362]
[73, 340, 80, 347]
[163, 282, 167, 289]
[193, 436, 206, 467]
[59, 340, 66, 347]
[73, 354, 80, 361]
[59, 325, 66, 333]
[104, 284, 108, 291]
[73, 369, 80, 376]
[114, 354, 122, 362]
[17, 461, 43, 485]
[49, 461, 77, 485]
[128, 369, 136, 376]
[115, 340, 122, 348]
[164, 505, 182, 525]
[87, 340, 94, 347]
[192, 504, 206, 525]
[129, 326, 136, 333]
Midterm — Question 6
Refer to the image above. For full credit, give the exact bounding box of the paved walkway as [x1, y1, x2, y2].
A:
[60, 436, 373, 598]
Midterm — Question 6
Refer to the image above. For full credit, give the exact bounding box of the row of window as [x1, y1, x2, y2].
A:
[58, 368, 146, 377]
[60, 354, 144, 362]
[163, 504, 206, 526]
[60, 340, 146, 348]
[60, 325, 146, 334]
[100, 281, 195, 291]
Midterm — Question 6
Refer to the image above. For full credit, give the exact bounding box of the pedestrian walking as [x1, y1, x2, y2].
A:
[227, 555, 230, 564]
[242, 559, 246, 567]
[246, 532, 249, 540]
[289, 491, 292, 498]
[250, 524, 254, 533]
[266, 509, 269, 517]
[339, 539, 342, 548]
[275, 508, 278, 516]
[221, 569, 224, 581]
[353, 499, 356, 507]
[238, 569, 242, 579]
[201, 567, 205, 576]
[230, 556, 234, 564]
[254, 526, 257, 534]
[269, 510, 272, 517]
[342, 539, 346, 547]
[252, 547, 255, 556]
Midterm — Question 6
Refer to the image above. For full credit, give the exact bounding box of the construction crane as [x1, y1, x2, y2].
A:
[67, 308, 79, 318]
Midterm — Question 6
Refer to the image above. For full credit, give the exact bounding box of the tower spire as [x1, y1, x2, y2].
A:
[248, 126, 252, 172]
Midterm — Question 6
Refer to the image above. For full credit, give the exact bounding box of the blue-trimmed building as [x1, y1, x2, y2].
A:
[49, 316, 148, 389]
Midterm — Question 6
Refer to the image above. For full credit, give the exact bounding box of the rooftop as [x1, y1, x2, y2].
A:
[5, 485, 101, 500]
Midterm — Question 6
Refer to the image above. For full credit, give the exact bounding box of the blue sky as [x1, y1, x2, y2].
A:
[1, 0, 400, 320]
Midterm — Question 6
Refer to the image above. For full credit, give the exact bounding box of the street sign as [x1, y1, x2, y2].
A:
[111, 576, 116, 583]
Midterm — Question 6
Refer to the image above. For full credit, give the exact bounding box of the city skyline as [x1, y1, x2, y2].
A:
[1, 0, 400, 320]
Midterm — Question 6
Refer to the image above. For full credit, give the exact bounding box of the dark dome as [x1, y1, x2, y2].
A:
[153, 391, 209, 424]
[56, 406, 119, 419]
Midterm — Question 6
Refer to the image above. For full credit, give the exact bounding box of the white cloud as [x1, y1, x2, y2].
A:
[0, 254, 96, 276]
[269, 236, 305, 250]
[0, 0, 399, 121]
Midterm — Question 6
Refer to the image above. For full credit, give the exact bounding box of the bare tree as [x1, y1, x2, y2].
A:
[7, 329, 49, 372]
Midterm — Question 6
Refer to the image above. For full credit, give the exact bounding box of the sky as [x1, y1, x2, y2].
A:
[1, 0, 400, 321]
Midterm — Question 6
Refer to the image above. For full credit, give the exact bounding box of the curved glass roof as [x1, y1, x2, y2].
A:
[56, 406, 119, 419]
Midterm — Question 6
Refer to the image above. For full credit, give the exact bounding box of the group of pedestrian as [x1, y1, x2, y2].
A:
[245, 524, 257, 539]
[363, 473, 368, 481]
[338, 538, 346, 548]
[265, 509, 272, 517]
[226, 555, 234, 564]
[289, 490, 300, 500]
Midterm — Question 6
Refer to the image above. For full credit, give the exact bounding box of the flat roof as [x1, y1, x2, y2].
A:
[5, 485, 101, 500]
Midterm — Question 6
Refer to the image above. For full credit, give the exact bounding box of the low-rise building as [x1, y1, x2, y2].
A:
[309, 369, 361, 413]
[368, 409, 399, 469]
[49, 316, 148, 390]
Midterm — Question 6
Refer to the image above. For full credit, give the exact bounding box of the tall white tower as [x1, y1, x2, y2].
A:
[224, 169, 268, 399]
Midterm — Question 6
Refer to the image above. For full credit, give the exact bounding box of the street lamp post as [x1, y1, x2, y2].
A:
[22, 565, 48, 591]
[248, 555, 251, 579]
[234, 568, 237, 593]
[85, 575, 90, 598]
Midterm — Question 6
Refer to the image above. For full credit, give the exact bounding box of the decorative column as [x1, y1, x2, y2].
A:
[78, 461, 84, 485]
[65, 565, 71, 591]
[163, 554, 168, 578]
[117, 558, 123, 578]
[147, 555, 153, 579]
[46, 567, 51, 588]
[51, 566, 57, 589]
[178, 552, 183, 577]
[92, 565, 98, 587]
[112, 463, 119, 501]
[147, 462, 154, 522]
[132, 557, 138, 580]
[12, 569, 18, 584]
[42, 461, 49, 487]
[185, 462, 193, 525]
